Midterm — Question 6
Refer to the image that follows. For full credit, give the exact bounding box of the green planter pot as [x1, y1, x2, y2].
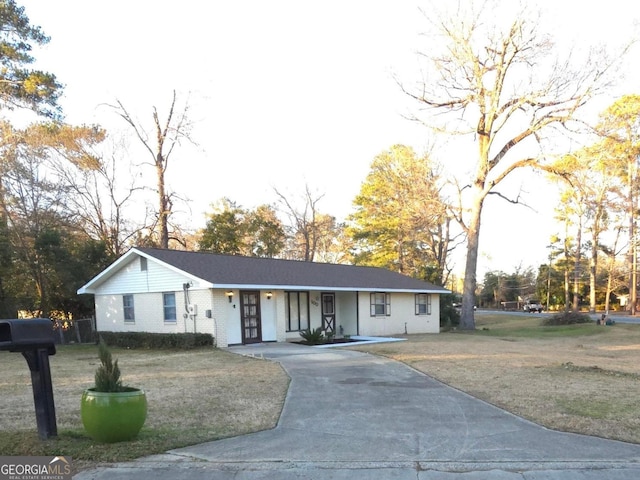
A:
[81, 387, 147, 443]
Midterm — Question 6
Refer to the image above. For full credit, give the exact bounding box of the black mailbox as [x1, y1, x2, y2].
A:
[0, 319, 57, 439]
[0, 318, 56, 353]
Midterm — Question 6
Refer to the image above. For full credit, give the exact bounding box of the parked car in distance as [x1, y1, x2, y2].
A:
[523, 299, 543, 313]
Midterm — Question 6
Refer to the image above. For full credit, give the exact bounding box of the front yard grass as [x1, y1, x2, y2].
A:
[0, 345, 289, 474]
[4, 313, 640, 475]
[354, 312, 640, 445]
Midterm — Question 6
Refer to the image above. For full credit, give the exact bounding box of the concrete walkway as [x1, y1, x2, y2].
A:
[75, 343, 640, 479]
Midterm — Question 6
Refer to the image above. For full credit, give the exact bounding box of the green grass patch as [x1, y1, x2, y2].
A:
[556, 398, 612, 419]
[476, 323, 604, 338]
[0, 426, 246, 472]
[475, 313, 531, 326]
[470, 312, 605, 339]
[555, 397, 637, 420]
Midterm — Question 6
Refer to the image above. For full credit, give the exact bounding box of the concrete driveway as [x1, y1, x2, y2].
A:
[75, 343, 640, 479]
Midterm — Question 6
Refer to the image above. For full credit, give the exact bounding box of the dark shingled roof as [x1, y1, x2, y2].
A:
[136, 247, 448, 293]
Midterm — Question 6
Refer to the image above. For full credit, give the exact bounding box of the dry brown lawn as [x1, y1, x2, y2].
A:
[3, 313, 640, 472]
[0, 344, 289, 471]
[354, 313, 640, 444]
[1, 346, 289, 434]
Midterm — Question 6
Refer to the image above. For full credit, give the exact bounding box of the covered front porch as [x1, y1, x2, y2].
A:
[283, 290, 359, 342]
[223, 289, 360, 346]
[222, 286, 439, 346]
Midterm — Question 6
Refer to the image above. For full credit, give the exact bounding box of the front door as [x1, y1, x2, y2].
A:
[240, 290, 262, 344]
[321, 292, 336, 334]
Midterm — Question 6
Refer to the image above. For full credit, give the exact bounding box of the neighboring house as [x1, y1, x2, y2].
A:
[77, 247, 449, 347]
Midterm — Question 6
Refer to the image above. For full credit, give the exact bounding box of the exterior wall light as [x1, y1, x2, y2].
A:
[266, 292, 273, 300]
[225, 291, 234, 303]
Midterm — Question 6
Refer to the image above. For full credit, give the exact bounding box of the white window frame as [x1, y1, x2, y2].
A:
[163, 292, 177, 322]
[370, 292, 390, 316]
[123, 294, 135, 322]
[415, 293, 431, 315]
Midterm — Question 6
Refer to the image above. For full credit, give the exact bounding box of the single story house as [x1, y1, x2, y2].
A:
[77, 247, 449, 347]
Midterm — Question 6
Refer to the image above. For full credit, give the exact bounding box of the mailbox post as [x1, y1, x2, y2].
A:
[0, 319, 57, 439]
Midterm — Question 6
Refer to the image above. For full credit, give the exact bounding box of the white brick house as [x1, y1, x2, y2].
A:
[77, 248, 449, 347]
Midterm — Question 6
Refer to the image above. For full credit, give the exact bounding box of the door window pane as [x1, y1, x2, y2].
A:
[241, 290, 262, 343]
[322, 294, 334, 314]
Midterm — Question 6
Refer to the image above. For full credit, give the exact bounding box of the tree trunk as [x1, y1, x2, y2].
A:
[156, 153, 169, 249]
[34, 266, 48, 318]
[605, 226, 622, 313]
[629, 158, 637, 315]
[460, 194, 483, 330]
[633, 246, 638, 314]
[435, 218, 451, 285]
[560, 218, 569, 311]
[589, 255, 596, 313]
[572, 219, 582, 312]
[629, 226, 636, 315]
[605, 266, 613, 314]
[589, 223, 599, 313]
[589, 202, 605, 314]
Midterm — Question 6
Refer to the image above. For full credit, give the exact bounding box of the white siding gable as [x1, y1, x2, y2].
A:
[96, 255, 193, 295]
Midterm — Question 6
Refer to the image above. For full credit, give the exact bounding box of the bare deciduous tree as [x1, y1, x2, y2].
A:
[53, 139, 145, 258]
[400, 1, 624, 328]
[109, 91, 194, 249]
[274, 185, 328, 262]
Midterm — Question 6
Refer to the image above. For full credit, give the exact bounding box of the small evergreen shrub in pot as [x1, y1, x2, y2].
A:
[80, 340, 147, 443]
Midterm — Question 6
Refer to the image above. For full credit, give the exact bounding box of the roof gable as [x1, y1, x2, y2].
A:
[79, 247, 450, 294]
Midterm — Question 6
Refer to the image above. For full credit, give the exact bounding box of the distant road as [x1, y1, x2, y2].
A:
[475, 309, 640, 325]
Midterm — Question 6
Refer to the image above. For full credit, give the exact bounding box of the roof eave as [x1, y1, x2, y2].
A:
[209, 283, 450, 294]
